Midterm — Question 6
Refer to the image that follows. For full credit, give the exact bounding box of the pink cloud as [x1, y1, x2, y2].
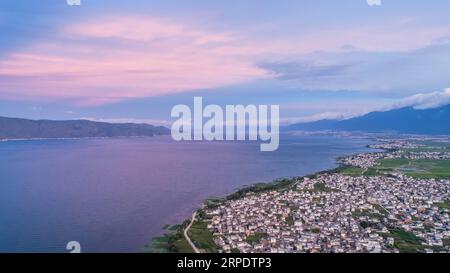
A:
[1, 16, 449, 105]
[0, 17, 268, 105]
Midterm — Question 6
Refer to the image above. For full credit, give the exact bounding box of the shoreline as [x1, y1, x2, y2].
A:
[147, 136, 450, 253]
[145, 163, 357, 253]
[0, 135, 170, 143]
[145, 143, 384, 253]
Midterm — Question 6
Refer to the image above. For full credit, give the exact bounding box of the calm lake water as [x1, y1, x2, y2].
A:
[0, 134, 375, 252]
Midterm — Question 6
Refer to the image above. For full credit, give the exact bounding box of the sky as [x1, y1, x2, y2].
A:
[1, 0, 450, 125]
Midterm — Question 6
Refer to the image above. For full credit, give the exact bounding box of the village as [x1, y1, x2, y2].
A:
[202, 140, 450, 253]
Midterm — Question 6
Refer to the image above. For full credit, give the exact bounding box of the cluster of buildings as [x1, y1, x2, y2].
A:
[340, 152, 386, 169]
[340, 140, 450, 169]
[204, 173, 450, 253]
[403, 151, 450, 160]
[369, 141, 422, 150]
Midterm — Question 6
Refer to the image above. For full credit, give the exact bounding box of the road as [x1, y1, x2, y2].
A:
[184, 211, 200, 253]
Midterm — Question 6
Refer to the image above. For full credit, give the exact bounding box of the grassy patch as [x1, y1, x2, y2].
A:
[376, 159, 450, 179]
[311, 227, 321, 233]
[286, 215, 294, 225]
[188, 221, 218, 253]
[312, 182, 338, 192]
[352, 209, 384, 221]
[387, 228, 424, 253]
[226, 178, 297, 200]
[435, 201, 450, 210]
[245, 232, 268, 244]
[172, 237, 195, 253]
[373, 204, 389, 216]
[339, 166, 365, 176]
[143, 221, 195, 253]
[204, 198, 225, 209]
[143, 236, 171, 253]
[339, 166, 382, 177]
[364, 168, 380, 176]
[444, 239, 450, 247]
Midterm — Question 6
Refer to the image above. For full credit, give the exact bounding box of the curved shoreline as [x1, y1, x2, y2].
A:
[158, 164, 349, 253]
[149, 156, 373, 253]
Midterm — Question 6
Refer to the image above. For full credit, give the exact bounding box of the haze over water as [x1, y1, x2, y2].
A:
[0, 134, 375, 252]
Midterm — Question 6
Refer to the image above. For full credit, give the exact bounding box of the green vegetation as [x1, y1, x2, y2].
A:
[339, 141, 450, 179]
[444, 239, 450, 247]
[312, 182, 339, 192]
[245, 232, 268, 244]
[299, 182, 339, 193]
[363, 168, 380, 176]
[187, 221, 218, 253]
[384, 228, 424, 253]
[286, 215, 294, 225]
[359, 221, 377, 229]
[143, 223, 195, 253]
[339, 166, 365, 176]
[145, 210, 220, 253]
[352, 209, 384, 221]
[407, 140, 450, 152]
[226, 178, 297, 200]
[172, 238, 195, 253]
[339, 166, 383, 177]
[147, 140, 450, 254]
[339, 158, 450, 179]
[373, 204, 389, 216]
[204, 198, 225, 209]
[377, 158, 450, 179]
[143, 236, 171, 253]
[435, 201, 450, 210]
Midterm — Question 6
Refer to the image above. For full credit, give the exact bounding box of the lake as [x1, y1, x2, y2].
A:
[0, 134, 375, 252]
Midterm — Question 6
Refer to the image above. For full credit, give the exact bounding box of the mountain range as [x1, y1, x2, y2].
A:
[0, 116, 170, 139]
[2, 103, 449, 140]
[287, 104, 450, 135]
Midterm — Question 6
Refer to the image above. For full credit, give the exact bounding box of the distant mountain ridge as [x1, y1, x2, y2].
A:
[287, 104, 450, 135]
[0, 116, 170, 139]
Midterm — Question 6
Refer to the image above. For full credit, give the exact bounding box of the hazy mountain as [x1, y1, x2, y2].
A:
[287, 104, 450, 135]
[0, 116, 170, 139]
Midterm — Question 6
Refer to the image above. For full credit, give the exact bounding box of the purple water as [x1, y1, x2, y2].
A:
[0, 134, 375, 252]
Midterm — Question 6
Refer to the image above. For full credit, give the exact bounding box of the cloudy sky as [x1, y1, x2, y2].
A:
[1, 0, 450, 124]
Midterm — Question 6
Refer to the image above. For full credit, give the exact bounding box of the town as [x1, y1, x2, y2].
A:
[200, 139, 450, 253]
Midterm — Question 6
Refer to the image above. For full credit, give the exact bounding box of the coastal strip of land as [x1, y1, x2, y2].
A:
[146, 136, 450, 253]
[184, 212, 200, 253]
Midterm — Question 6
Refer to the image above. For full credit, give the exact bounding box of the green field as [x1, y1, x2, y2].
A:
[377, 158, 450, 179]
[172, 237, 195, 253]
[143, 222, 195, 253]
[339, 166, 365, 176]
[340, 158, 450, 179]
[435, 201, 450, 210]
[226, 178, 297, 200]
[339, 166, 382, 177]
[352, 209, 384, 221]
[245, 232, 268, 244]
[312, 182, 339, 192]
[145, 220, 217, 253]
[143, 236, 172, 253]
[187, 221, 218, 253]
[385, 228, 424, 253]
